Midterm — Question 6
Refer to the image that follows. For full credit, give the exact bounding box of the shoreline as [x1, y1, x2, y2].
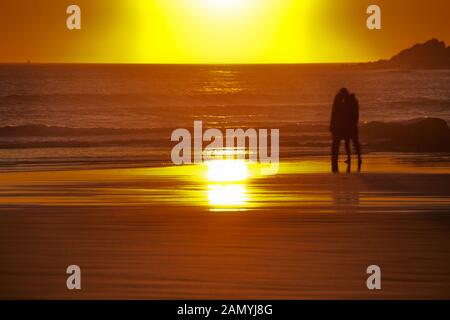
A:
[1, 152, 449, 173]
[1, 153, 449, 210]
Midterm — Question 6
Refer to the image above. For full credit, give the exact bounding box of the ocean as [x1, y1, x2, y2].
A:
[1, 64, 449, 168]
[1, 64, 450, 299]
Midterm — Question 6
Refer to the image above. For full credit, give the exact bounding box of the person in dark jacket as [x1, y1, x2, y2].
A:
[345, 94, 362, 172]
[330, 88, 350, 173]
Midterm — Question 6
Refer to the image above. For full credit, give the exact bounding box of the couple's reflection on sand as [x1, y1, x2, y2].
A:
[332, 176, 362, 214]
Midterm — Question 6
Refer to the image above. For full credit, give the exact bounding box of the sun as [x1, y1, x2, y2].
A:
[205, 0, 247, 10]
[132, 0, 319, 64]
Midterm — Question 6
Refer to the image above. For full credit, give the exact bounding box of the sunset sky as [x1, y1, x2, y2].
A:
[2, 0, 450, 63]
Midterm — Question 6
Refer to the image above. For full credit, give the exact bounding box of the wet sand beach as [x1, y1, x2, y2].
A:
[0, 154, 449, 299]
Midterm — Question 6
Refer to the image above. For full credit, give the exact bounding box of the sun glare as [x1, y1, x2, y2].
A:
[132, 0, 319, 64]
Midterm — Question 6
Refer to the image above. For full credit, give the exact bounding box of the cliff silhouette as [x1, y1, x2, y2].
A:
[365, 39, 450, 69]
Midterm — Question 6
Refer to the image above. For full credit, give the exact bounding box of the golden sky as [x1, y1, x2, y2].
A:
[1, 0, 449, 63]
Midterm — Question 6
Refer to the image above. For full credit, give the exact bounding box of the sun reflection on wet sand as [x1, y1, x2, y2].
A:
[205, 160, 251, 211]
[208, 184, 248, 208]
[1, 155, 449, 209]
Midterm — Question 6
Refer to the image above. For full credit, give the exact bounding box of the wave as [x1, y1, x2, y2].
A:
[1, 118, 448, 153]
[0, 124, 166, 137]
[390, 97, 450, 107]
[0, 138, 171, 149]
[361, 117, 450, 152]
[0, 92, 330, 110]
[0, 122, 330, 138]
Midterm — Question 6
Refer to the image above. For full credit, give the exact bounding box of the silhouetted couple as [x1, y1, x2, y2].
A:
[330, 88, 362, 173]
